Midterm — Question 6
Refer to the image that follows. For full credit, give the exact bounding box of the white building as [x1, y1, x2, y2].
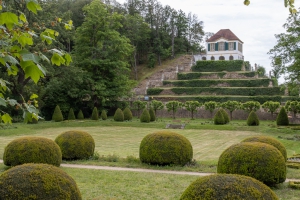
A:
[195, 29, 244, 61]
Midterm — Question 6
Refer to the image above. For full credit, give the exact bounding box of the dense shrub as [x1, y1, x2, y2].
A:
[247, 111, 260, 126]
[139, 131, 193, 166]
[242, 136, 287, 160]
[147, 88, 163, 95]
[114, 108, 124, 122]
[177, 71, 257, 80]
[192, 60, 244, 72]
[149, 108, 156, 121]
[276, 107, 289, 126]
[217, 142, 286, 185]
[180, 174, 278, 200]
[220, 108, 230, 123]
[52, 105, 63, 122]
[77, 110, 84, 120]
[3, 137, 62, 167]
[0, 163, 82, 200]
[214, 109, 225, 125]
[101, 110, 107, 120]
[91, 107, 99, 120]
[55, 130, 95, 160]
[123, 107, 133, 121]
[140, 109, 150, 123]
[68, 108, 76, 120]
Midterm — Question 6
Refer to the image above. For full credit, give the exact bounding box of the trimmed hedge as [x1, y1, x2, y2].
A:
[101, 110, 107, 120]
[163, 78, 274, 88]
[52, 105, 63, 122]
[247, 111, 260, 126]
[139, 131, 193, 166]
[178, 71, 257, 80]
[149, 108, 156, 121]
[192, 60, 244, 72]
[217, 142, 286, 185]
[0, 163, 82, 200]
[220, 108, 230, 123]
[180, 174, 278, 200]
[214, 109, 225, 125]
[114, 108, 124, 122]
[123, 107, 133, 121]
[68, 108, 76, 120]
[277, 107, 289, 126]
[147, 88, 164, 95]
[242, 136, 287, 160]
[140, 109, 150, 123]
[55, 130, 95, 160]
[91, 107, 99, 120]
[3, 137, 62, 167]
[77, 110, 84, 119]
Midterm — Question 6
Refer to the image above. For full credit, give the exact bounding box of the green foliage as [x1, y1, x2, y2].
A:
[184, 101, 201, 119]
[0, 163, 82, 200]
[166, 101, 182, 119]
[214, 109, 225, 125]
[3, 137, 62, 167]
[147, 88, 164, 95]
[123, 107, 133, 121]
[241, 101, 261, 113]
[220, 108, 230, 123]
[204, 101, 217, 118]
[101, 110, 107, 120]
[177, 71, 257, 80]
[217, 142, 286, 185]
[133, 100, 147, 117]
[114, 108, 124, 122]
[276, 107, 289, 126]
[68, 108, 76, 120]
[286, 101, 300, 117]
[150, 100, 164, 115]
[139, 131, 193, 166]
[247, 111, 260, 126]
[77, 110, 84, 120]
[180, 174, 278, 200]
[163, 78, 273, 87]
[221, 100, 240, 120]
[140, 109, 150, 123]
[242, 136, 287, 160]
[149, 108, 156, 121]
[262, 101, 281, 116]
[191, 60, 244, 72]
[91, 107, 99, 120]
[52, 105, 64, 122]
[55, 130, 95, 160]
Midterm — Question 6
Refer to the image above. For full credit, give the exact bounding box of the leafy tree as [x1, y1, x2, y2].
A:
[241, 101, 261, 113]
[133, 100, 147, 118]
[68, 108, 76, 120]
[243, 0, 296, 13]
[52, 105, 63, 122]
[285, 101, 300, 118]
[74, 0, 134, 108]
[256, 65, 266, 77]
[262, 101, 280, 118]
[166, 101, 182, 119]
[150, 100, 164, 116]
[91, 107, 99, 120]
[185, 101, 201, 119]
[204, 101, 218, 119]
[221, 101, 240, 120]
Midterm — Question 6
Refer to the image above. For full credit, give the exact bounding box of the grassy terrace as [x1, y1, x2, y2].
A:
[1, 119, 300, 199]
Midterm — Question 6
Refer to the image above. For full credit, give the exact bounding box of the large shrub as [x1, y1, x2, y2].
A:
[77, 110, 84, 120]
[140, 109, 150, 123]
[247, 111, 260, 126]
[276, 107, 289, 126]
[220, 108, 230, 123]
[123, 107, 133, 121]
[3, 137, 62, 167]
[0, 163, 82, 200]
[91, 107, 99, 120]
[180, 174, 278, 200]
[68, 108, 76, 120]
[114, 108, 124, 122]
[52, 105, 63, 122]
[242, 136, 287, 160]
[217, 142, 286, 185]
[149, 108, 156, 121]
[139, 131, 193, 166]
[214, 109, 225, 125]
[101, 110, 107, 120]
[55, 130, 95, 160]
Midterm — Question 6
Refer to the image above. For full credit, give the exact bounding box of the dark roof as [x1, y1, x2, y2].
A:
[206, 29, 243, 43]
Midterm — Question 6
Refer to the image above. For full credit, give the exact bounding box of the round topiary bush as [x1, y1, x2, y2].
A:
[149, 108, 156, 122]
[91, 107, 99, 120]
[68, 108, 76, 120]
[3, 137, 62, 167]
[140, 109, 150, 123]
[214, 109, 225, 125]
[139, 131, 193, 166]
[220, 108, 230, 124]
[101, 110, 107, 120]
[217, 142, 286, 185]
[123, 107, 133, 121]
[277, 107, 289, 126]
[114, 108, 124, 122]
[242, 136, 287, 160]
[180, 174, 278, 200]
[77, 110, 84, 119]
[0, 163, 82, 200]
[55, 130, 95, 160]
[247, 111, 260, 126]
[52, 105, 63, 122]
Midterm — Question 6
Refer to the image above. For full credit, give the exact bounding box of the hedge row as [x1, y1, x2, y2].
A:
[191, 60, 244, 72]
[163, 78, 274, 87]
[147, 87, 283, 96]
[177, 71, 256, 80]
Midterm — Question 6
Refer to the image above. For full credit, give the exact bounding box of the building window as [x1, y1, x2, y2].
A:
[219, 42, 225, 51]
[238, 43, 243, 53]
[229, 42, 234, 50]
[229, 55, 234, 60]
[210, 43, 215, 51]
[202, 56, 206, 60]
[219, 56, 225, 60]
[211, 56, 215, 60]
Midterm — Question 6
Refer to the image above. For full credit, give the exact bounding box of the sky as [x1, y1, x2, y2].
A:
[117, 0, 300, 83]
